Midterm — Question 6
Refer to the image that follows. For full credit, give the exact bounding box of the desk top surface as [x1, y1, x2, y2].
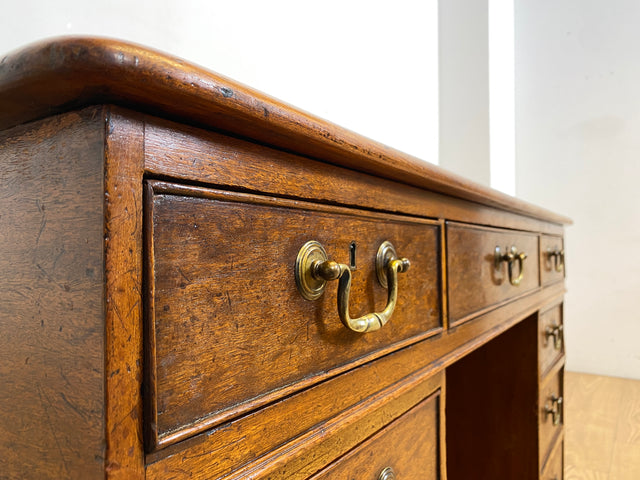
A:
[0, 37, 570, 225]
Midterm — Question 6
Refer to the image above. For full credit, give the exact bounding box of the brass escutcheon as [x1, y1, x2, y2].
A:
[295, 240, 333, 301]
[295, 240, 410, 333]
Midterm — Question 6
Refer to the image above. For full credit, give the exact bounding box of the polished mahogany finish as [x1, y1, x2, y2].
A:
[0, 38, 571, 479]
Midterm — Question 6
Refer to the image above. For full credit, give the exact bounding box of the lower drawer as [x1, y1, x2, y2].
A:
[539, 304, 564, 377]
[540, 363, 564, 469]
[308, 389, 441, 480]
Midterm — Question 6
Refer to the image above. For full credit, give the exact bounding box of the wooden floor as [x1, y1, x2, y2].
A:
[565, 371, 640, 479]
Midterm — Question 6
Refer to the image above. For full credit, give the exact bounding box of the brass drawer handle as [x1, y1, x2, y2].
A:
[378, 467, 396, 480]
[295, 240, 410, 333]
[495, 246, 527, 286]
[545, 324, 564, 350]
[547, 248, 565, 272]
[544, 394, 563, 425]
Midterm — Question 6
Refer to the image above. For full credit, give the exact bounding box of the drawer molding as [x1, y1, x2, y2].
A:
[146, 368, 444, 480]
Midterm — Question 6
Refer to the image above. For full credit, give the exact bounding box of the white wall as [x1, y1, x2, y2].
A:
[489, 0, 516, 196]
[0, 0, 439, 163]
[516, 0, 640, 379]
[439, 0, 517, 195]
[439, 0, 490, 186]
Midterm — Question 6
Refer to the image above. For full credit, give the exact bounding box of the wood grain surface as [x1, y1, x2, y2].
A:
[564, 372, 640, 480]
[0, 108, 106, 478]
[0, 37, 572, 225]
[103, 107, 146, 478]
[145, 284, 565, 479]
[144, 117, 565, 236]
[147, 182, 442, 447]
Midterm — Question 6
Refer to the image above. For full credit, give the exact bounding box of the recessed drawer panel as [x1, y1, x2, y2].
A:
[146, 182, 442, 448]
[539, 365, 564, 469]
[309, 390, 440, 480]
[447, 223, 540, 325]
[540, 235, 565, 286]
[541, 438, 564, 480]
[539, 304, 564, 378]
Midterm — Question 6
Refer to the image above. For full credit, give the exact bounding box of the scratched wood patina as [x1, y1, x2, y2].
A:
[0, 108, 106, 479]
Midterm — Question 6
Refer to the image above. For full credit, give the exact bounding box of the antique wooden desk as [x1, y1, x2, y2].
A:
[0, 38, 570, 479]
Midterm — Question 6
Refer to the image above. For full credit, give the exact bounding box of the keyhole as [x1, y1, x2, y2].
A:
[349, 241, 357, 270]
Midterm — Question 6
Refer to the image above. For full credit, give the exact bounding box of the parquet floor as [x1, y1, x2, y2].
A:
[564, 371, 640, 479]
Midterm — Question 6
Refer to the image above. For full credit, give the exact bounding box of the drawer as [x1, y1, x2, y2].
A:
[539, 365, 564, 469]
[539, 304, 564, 377]
[146, 181, 442, 448]
[540, 235, 565, 286]
[541, 438, 564, 480]
[447, 223, 540, 324]
[309, 389, 440, 480]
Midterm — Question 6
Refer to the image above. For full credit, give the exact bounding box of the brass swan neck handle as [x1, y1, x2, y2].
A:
[295, 240, 410, 333]
[548, 248, 565, 272]
[336, 255, 410, 333]
[495, 245, 527, 286]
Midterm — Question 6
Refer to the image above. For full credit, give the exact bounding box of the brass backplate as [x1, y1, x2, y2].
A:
[295, 240, 329, 300]
[376, 241, 397, 288]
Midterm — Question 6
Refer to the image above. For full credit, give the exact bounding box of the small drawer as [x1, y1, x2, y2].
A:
[539, 304, 564, 377]
[540, 235, 565, 286]
[146, 181, 442, 448]
[309, 389, 441, 480]
[541, 438, 564, 480]
[539, 365, 564, 468]
[447, 223, 540, 324]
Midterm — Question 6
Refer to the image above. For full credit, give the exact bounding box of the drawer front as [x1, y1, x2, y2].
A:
[309, 390, 440, 480]
[147, 182, 442, 447]
[447, 223, 540, 324]
[539, 304, 564, 377]
[541, 438, 563, 480]
[539, 366, 564, 468]
[540, 235, 565, 286]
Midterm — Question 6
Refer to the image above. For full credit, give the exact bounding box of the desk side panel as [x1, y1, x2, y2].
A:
[0, 109, 106, 479]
